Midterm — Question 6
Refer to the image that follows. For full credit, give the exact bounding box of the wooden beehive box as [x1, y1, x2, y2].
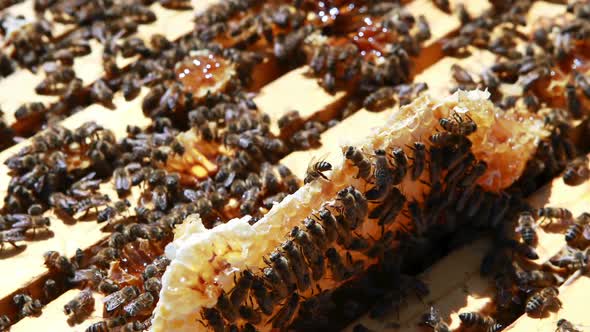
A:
[0, 0, 588, 331]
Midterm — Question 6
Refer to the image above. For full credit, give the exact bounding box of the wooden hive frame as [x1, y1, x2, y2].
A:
[0, 0, 588, 331]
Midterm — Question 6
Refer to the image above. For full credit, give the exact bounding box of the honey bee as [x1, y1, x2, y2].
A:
[439, 112, 477, 136]
[429, 131, 463, 147]
[363, 86, 395, 111]
[369, 187, 406, 227]
[43, 279, 58, 300]
[144, 277, 162, 295]
[0, 315, 10, 331]
[421, 306, 450, 332]
[44, 251, 75, 276]
[90, 247, 118, 268]
[458, 312, 502, 332]
[325, 247, 352, 281]
[515, 269, 562, 288]
[565, 212, 590, 243]
[304, 155, 332, 184]
[64, 289, 95, 320]
[525, 286, 561, 316]
[113, 167, 132, 197]
[123, 292, 154, 317]
[268, 293, 299, 329]
[282, 240, 311, 292]
[90, 79, 115, 107]
[551, 246, 589, 275]
[13, 293, 43, 318]
[97, 199, 131, 223]
[200, 308, 225, 332]
[104, 286, 140, 314]
[68, 267, 105, 288]
[336, 186, 368, 230]
[97, 278, 120, 295]
[563, 156, 590, 186]
[515, 211, 538, 245]
[229, 270, 254, 308]
[76, 194, 111, 216]
[15, 102, 46, 121]
[275, 165, 298, 194]
[556, 318, 584, 332]
[315, 208, 339, 244]
[574, 71, 590, 99]
[406, 142, 426, 180]
[85, 316, 127, 332]
[0, 229, 26, 250]
[365, 150, 394, 201]
[343, 146, 372, 180]
[215, 290, 238, 322]
[291, 226, 324, 281]
[538, 207, 573, 224]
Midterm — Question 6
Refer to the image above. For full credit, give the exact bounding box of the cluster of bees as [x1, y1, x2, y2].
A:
[0, 0, 192, 139]
[0, 0, 590, 331]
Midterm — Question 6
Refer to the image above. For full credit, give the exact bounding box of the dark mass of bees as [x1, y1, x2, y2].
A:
[0, 0, 589, 331]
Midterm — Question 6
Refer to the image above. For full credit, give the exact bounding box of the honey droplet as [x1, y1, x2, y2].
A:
[175, 52, 232, 98]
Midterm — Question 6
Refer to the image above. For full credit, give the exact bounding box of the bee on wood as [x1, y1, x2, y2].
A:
[0, 228, 26, 250]
[15, 102, 46, 121]
[538, 207, 573, 225]
[90, 79, 114, 107]
[458, 312, 502, 332]
[268, 293, 299, 329]
[563, 156, 590, 186]
[85, 316, 127, 332]
[104, 286, 140, 315]
[421, 306, 450, 332]
[13, 293, 43, 318]
[0, 52, 14, 77]
[43, 279, 59, 300]
[363, 87, 396, 111]
[551, 246, 589, 275]
[277, 165, 300, 194]
[451, 64, 476, 89]
[76, 194, 111, 217]
[556, 318, 584, 332]
[343, 146, 372, 181]
[515, 211, 538, 245]
[525, 286, 561, 316]
[64, 289, 95, 320]
[565, 212, 590, 243]
[97, 199, 131, 223]
[515, 270, 562, 288]
[122, 73, 142, 102]
[304, 155, 332, 184]
[160, 0, 192, 10]
[68, 267, 104, 288]
[123, 292, 154, 318]
[0, 315, 10, 331]
[43, 251, 75, 276]
[49, 193, 78, 216]
[113, 167, 132, 197]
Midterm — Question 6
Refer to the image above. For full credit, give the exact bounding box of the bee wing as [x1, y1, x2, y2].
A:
[583, 225, 590, 240]
[103, 291, 125, 312]
[11, 220, 32, 229]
